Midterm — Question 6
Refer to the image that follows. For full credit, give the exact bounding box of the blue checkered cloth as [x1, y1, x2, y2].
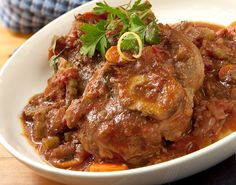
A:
[0, 0, 91, 33]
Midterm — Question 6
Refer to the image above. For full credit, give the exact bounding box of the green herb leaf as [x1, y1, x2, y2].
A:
[128, 13, 146, 45]
[93, 2, 129, 25]
[97, 36, 108, 57]
[130, 0, 141, 10]
[129, 13, 145, 31]
[80, 20, 108, 58]
[93, 3, 106, 15]
[145, 21, 160, 44]
[97, 20, 107, 30]
[120, 34, 139, 52]
[49, 48, 66, 71]
[119, 13, 145, 53]
[49, 55, 59, 68]
[130, 0, 152, 12]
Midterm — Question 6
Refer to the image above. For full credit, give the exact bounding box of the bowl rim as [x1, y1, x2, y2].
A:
[0, 0, 236, 178]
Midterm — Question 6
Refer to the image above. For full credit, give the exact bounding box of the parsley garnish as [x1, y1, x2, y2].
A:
[80, 20, 108, 58]
[130, 0, 152, 12]
[79, 0, 160, 58]
[94, 2, 129, 26]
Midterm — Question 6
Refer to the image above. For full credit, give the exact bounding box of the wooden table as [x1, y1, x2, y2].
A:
[0, 24, 64, 185]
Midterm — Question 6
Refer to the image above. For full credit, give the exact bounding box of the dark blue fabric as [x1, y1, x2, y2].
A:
[0, 0, 91, 33]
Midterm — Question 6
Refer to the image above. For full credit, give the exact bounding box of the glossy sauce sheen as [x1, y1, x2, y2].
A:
[21, 20, 236, 171]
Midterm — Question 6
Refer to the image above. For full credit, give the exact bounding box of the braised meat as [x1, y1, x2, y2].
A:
[63, 25, 204, 165]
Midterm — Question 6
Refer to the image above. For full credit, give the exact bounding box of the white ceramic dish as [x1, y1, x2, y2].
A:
[1, 0, 236, 184]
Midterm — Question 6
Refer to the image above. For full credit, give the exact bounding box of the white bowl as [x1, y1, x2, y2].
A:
[1, 0, 236, 184]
